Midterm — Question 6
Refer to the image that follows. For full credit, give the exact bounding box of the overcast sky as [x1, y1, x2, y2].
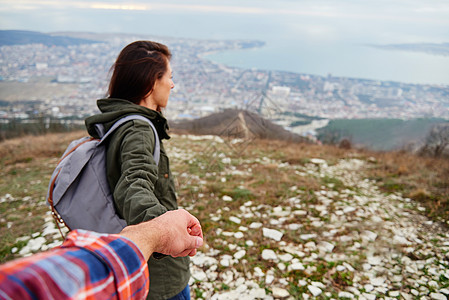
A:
[1, 0, 448, 43]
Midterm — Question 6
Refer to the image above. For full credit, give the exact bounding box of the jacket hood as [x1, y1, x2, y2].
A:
[85, 98, 170, 140]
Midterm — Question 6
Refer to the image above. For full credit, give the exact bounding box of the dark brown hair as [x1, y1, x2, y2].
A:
[108, 40, 172, 104]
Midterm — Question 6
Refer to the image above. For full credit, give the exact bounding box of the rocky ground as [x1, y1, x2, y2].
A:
[4, 134, 449, 299]
[181, 145, 449, 299]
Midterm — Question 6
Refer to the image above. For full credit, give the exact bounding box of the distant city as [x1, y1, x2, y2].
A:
[0, 32, 448, 138]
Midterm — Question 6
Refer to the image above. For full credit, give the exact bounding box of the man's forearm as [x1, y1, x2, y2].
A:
[0, 230, 149, 300]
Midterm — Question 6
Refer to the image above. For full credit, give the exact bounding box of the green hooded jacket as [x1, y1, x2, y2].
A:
[85, 98, 190, 300]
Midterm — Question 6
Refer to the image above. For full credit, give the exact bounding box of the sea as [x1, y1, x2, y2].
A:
[205, 41, 449, 86]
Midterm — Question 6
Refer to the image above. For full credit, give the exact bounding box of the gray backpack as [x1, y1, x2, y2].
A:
[46, 115, 160, 235]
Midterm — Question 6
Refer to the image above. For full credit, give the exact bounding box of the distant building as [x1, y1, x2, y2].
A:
[272, 86, 291, 98]
[35, 62, 48, 70]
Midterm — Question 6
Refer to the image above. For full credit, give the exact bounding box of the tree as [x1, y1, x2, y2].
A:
[419, 123, 449, 157]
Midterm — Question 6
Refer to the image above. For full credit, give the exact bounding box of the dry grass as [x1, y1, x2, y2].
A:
[0, 130, 86, 167]
[0, 131, 87, 262]
[362, 149, 449, 221]
[258, 139, 449, 221]
[0, 132, 447, 266]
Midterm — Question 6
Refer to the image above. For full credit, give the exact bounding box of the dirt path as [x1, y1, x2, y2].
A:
[189, 158, 449, 299]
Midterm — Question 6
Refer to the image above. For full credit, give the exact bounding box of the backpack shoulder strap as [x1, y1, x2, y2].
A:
[96, 114, 160, 165]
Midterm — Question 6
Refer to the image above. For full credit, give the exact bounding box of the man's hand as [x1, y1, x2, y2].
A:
[120, 209, 203, 261]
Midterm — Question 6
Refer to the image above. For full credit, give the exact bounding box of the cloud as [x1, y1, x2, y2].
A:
[89, 3, 149, 11]
[1, 0, 449, 25]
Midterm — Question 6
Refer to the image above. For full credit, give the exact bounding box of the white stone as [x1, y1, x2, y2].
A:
[300, 234, 317, 240]
[336, 265, 346, 271]
[288, 262, 305, 271]
[279, 253, 293, 262]
[26, 237, 46, 252]
[229, 216, 241, 224]
[228, 244, 237, 250]
[400, 292, 413, 300]
[272, 287, 290, 298]
[393, 235, 410, 245]
[342, 263, 354, 272]
[304, 241, 316, 250]
[254, 267, 264, 277]
[311, 221, 323, 227]
[371, 215, 383, 222]
[277, 263, 286, 271]
[246, 240, 254, 247]
[389, 291, 400, 297]
[364, 284, 374, 292]
[310, 158, 327, 165]
[298, 280, 307, 286]
[192, 270, 207, 281]
[293, 210, 307, 216]
[191, 253, 218, 267]
[311, 281, 325, 289]
[249, 222, 263, 229]
[263, 228, 283, 241]
[361, 230, 378, 242]
[261, 249, 278, 261]
[340, 235, 353, 242]
[220, 255, 233, 267]
[343, 206, 356, 213]
[370, 277, 386, 286]
[362, 263, 371, 271]
[288, 223, 302, 230]
[318, 241, 334, 252]
[234, 232, 244, 239]
[367, 256, 382, 265]
[361, 293, 376, 300]
[235, 277, 245, 286]
[221, 157, 231, 164]
[430, 293, 447, 300]
[222, 195, 233, 201]
[265, 274, 275, 285]
[429, 280, 439, 288]
[307, 285, 322, 297]
[250, 288, 266, 298]
[338, 291, 354, 299]
[234, 250, 246, 260]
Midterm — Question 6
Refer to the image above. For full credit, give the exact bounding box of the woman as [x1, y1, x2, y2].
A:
[85, 41, 190, 300]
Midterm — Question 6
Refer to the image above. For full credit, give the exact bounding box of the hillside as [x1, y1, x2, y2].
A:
[171, 109, 310, 144]
[0, 30, 100, 46]
[0, 132, 448, 299]
[317, 118, 447, 151]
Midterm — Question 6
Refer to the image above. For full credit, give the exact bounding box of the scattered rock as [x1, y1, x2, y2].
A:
[263, 228, 283, 241]
[307, 285, 322, 297]
[261, 249, 278, 261]
[222, 195, 233, 202]
[272, 287, 290, 298]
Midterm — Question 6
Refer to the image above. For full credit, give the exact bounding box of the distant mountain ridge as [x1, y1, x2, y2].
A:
[171, 109, 310, 143]
[0, 30, 99, 46]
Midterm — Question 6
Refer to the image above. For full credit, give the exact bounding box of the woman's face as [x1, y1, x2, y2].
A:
[151, 61, 174, 109]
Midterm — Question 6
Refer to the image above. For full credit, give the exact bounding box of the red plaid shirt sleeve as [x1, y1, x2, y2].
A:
[0, 230, 149, 300]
